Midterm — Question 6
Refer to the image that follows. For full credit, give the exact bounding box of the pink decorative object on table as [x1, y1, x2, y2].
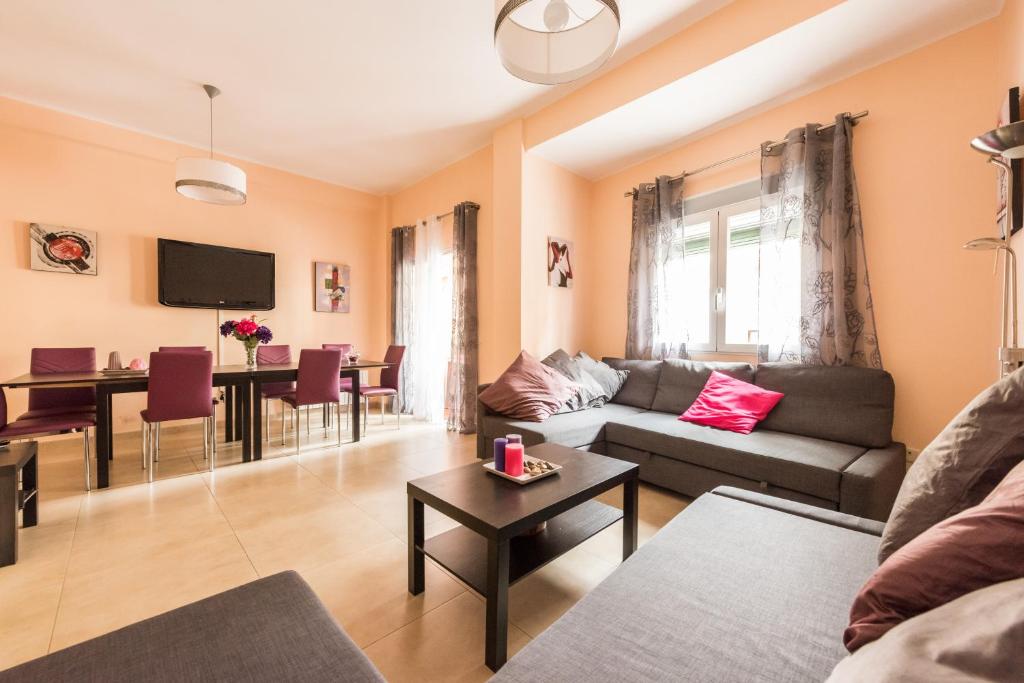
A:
[129, 358, 147, 371]
[504, 443, 524, 477]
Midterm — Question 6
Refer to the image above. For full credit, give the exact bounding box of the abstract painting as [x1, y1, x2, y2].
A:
[29, 223, 98, 275]
[996, 86, 1023, 237]
[314, 261, 350, 313]
[547, 237, 574, 288]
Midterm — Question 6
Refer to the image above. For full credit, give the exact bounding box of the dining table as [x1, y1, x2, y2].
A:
[1, 359, 393, 489]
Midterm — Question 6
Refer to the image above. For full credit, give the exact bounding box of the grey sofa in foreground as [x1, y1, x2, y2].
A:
[489, 486, 883, 682]
[0, 571, 384, 683]
[478, 359, 906, 521]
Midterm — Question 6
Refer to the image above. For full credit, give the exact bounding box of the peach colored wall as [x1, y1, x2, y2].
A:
[581, 16, 1012, 451]
[0, 97, 386, 433]
[521, 153, 591, 357]
[384, 145, 500, 378]
[523, 0, 842, 148]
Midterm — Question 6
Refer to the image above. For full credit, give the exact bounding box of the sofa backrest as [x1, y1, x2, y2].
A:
[602, 358, 663, 409]
[754, 363, 895, 448]
[651, 359, 754, 415]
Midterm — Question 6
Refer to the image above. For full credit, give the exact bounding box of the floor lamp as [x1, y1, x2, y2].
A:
[968, 119, 1024, 376]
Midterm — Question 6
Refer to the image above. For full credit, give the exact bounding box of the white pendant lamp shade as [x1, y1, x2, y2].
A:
[495, 0, 620, 85]
[175, 84, 247, 205]
[175, 157, 247, 205]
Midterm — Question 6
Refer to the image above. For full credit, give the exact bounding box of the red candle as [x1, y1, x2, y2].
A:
[504, 443, 524, 477]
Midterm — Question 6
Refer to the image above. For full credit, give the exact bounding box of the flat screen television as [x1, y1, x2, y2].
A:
[158, 238, 275, 310]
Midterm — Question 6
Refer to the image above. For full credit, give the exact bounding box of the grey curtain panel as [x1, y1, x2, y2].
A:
[758, 113, 881, 367]
[626, 175, 689, 360]
[448, 202, 480, 434]
[391, 225, 415, 412]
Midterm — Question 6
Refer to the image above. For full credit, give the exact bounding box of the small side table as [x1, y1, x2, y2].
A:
[0, 441, 39, 567]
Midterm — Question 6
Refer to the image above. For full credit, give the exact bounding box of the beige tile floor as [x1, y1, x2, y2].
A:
[0, 410, 689, 681]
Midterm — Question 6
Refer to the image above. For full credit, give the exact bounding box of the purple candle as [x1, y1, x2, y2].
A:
[493, 437, 508, 471]
[506, 434, 522, 445]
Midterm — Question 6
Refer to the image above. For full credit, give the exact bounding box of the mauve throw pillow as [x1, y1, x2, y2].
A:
[844, 459, 1024, 653]
[828, 578, 1024, 683]
[878, 367, 1024, 563]
[478, 351, 577, 422]
[679, 371, 784, 434]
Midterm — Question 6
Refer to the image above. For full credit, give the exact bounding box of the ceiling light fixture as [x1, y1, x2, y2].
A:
[494, 0, 620, 85]
[175, 84, 247, 206]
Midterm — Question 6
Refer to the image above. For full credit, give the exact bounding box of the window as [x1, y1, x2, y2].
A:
[671, 197, 767, 354]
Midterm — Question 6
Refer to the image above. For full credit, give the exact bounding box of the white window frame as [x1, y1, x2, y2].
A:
[680, 197, 761, 355]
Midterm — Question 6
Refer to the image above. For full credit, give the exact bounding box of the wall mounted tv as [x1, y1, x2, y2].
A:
[158, 238, 275, 310]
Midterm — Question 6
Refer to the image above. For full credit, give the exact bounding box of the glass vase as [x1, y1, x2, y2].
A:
[245, 342, 258, 369]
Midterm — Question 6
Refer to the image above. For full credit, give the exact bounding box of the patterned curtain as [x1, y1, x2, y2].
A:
[626, 175, 689, 360]
[448, 202, 480, 433]
[390, 226, 415, 411]
[758, 113, 881, 367]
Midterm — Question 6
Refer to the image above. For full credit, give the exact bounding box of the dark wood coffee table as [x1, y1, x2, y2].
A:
[407, 442, 639, 671]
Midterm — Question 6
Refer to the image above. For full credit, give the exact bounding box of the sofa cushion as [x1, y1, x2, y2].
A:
[680, 371, 784, 434]
[828, 578, 1024, 683]
[480, 403, 647, 450]
[846, 459, 1024, 652]
[0, 571, 384, 683]
[601, 358, 663, 409]
[542, 349, 607, 409]
[575, 352, 629, 398]
[478, 351, 577, 422]
[651, 359, 754, 415]
[490, 491, 879, 683]
[754, 363, 895, 448]
[606, 411, 866, 501]
[879, 367, 1024, 563]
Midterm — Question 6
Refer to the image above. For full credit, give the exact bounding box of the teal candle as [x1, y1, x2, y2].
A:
[493, 437, 508, 471]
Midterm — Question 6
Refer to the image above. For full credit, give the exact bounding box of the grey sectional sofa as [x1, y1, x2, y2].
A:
[489, 486, 883, 682]
[478, 359, 906, 522]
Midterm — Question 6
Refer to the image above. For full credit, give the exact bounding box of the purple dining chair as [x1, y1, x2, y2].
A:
[140, 351, 216, 482]
[257, 345, 294, 442]
[18, 347, 96, 420]
[280, 349, 343, 453]
[1, 388, 96, 490]
[359, 345, 406, 432]
[322, 344, 354, 430]
[158, 346, 207, 352]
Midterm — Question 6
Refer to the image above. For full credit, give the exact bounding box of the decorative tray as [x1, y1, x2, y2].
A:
[100, 368, 148, 376]
[484, 454, 562, 485]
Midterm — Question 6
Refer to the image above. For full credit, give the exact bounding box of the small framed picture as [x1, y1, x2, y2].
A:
[30, 223, 98, 275]
[314, 261, 350, 313]
[547, 237, 574, 288]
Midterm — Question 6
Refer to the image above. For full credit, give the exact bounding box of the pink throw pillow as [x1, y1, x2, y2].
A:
[844, 459, 1024, 653]
[679, 371, 784, 434]
[479, 351, 577, 422]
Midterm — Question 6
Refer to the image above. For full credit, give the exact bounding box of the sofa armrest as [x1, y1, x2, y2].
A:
[710, 486, 886, 537]
[839, 442, 906, 523]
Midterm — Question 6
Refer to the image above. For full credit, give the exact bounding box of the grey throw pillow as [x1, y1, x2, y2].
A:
[542, 349, 606, 410]
[878, 368, 1024, 563]
[574, 351, 628, 399]
[827, 578, 1024, 682]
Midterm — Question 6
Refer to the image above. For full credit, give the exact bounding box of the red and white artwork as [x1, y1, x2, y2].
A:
[314, 261, 350, 313]
[30, 223, 98, 275]
[547, 237, 574, 288]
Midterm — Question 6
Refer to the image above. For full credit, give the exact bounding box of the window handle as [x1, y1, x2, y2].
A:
[715, 287, 725, 311]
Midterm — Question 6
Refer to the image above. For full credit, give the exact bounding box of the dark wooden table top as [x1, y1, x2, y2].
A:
[407, 442, 638, 539]
[0, 442, 37, 469]
[1, 360, 393, 388]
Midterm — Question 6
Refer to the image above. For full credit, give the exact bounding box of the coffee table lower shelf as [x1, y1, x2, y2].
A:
[419, 500, 622, 594]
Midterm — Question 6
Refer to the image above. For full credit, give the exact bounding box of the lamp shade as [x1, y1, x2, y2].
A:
[175, 157, 247, 205]
[494, 0, 620, 85]
[971, 120, 1024, 159]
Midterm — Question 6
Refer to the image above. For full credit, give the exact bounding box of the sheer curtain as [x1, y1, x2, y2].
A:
[410, 216, 452, 422]
[758, 113, 881, 367]
[626, 175, 689, 360]
[390, 226, 415, 412]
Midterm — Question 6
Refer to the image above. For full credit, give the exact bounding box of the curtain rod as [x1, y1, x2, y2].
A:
[419, 211, 453, 225]
[623, 110, 869, 198]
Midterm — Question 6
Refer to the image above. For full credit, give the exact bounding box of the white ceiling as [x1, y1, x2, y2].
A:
[532, 0, 1003, 180]
[0, 0, 731, 194]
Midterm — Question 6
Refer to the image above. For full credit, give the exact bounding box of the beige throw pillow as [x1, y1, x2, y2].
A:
[878, 368, 1024, 563]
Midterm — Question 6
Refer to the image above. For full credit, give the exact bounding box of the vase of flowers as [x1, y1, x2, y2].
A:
[220, 316, 273, 368]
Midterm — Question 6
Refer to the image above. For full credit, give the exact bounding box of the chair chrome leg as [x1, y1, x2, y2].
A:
[148, 422, 156, 483]
[281, 402, 286, 446]
[337, 402, 342, 447]
[155, 423, 161, 463]
[381, 397, 385, 424]
[265, 399, 270, 443]
[212, 403, 217, 462]
[83, 427, 92, 492]
[295, 407, 301, 454]
[141, 422, 148, 470]
[306, 406, 311, 436]
[203, 414, 209, 459]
